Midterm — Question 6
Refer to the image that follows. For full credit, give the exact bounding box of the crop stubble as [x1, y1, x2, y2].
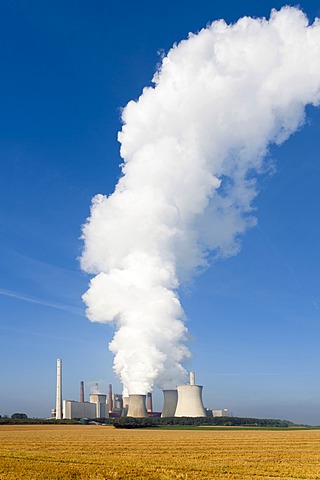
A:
[1, 425, 320, 479]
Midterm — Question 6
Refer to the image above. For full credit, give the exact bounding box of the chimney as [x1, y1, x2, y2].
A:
[161, 389, 178, 417]
[108, 384, 113, 413]
[147, 392, 153, 413]
[190, 371, 195, 385]
[127, 394, 148, 418]
[80, 381, 84, 402]
[55, 358, 62, 420]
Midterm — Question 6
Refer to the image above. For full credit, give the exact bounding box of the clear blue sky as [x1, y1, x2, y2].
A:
[1, 0, 320, 425]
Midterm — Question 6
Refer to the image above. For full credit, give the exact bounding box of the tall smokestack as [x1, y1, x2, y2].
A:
[190, 371, 195, 385]
[147, 392, 153, 413]
[80, 381, 84, 402]
[127, 394, 148, 418]
[108, 384, 113, 413]
[161, 389, 178, 417]
[55, 358, 62, 420]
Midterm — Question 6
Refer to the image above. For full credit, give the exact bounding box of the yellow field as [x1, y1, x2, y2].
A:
[1, 425, 320, 479]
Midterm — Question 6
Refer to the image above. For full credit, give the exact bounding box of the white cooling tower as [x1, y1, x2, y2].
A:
[161, 389, 178, 417]
[127, 394, 148, 418]
[175, 372, 206, 417]
[55, 358, 62, 420]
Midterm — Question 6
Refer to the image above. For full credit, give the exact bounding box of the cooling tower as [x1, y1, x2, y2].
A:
[55, 358, 62, 420]
[161, 389, 178, 417]
[127, 394, 148, 418]
[175, 372, 206, 417]
[122, 396, 129, 416]
[147, 392, 153, 413]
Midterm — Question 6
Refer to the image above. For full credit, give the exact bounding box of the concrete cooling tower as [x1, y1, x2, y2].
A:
[127, 394, 148, 417]
[161, 389, 178, 417]
[174, 371, 206, 417]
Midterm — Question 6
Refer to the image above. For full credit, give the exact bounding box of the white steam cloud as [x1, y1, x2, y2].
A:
[81, 7, 320, 394]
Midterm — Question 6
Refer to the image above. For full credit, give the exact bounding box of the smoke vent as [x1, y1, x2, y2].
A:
[175, 375, 206, 418]
[127, 394, 148, 418]
[55, 358, 62, 420]
[161, 389, 178, 417]
[80, 381, 84, 403]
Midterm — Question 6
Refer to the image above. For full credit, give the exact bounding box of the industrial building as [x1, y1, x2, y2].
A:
[212, 408, 232, 417]
[63, 400, 97, 419]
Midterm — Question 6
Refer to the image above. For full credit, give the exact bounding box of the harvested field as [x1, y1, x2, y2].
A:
[1, 425, 320, 479]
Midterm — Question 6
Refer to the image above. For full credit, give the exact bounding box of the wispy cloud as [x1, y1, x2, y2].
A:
[0, 287, 84, 316]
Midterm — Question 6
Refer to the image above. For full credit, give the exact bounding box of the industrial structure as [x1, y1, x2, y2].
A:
[174, 371, 206, 417]
[161, 389, 178, 417]
[55, 359, 62, 420]
[127, 394, 148, 418]
[53, 359, 230, 420]
[212, 408, 232, 417]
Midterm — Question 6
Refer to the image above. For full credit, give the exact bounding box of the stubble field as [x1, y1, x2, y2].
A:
[1, 425, 320, 479]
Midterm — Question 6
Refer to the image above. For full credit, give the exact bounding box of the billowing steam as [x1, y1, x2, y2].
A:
[81, 7, 320, 394]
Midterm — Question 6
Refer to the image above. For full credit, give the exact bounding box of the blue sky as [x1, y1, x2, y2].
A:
[1, 0, 320, 425]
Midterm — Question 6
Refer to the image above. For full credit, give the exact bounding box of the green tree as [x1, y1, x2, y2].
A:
[11, 413, 28, 419]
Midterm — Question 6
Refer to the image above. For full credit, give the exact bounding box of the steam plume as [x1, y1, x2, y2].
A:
[81, 7, 320, 394]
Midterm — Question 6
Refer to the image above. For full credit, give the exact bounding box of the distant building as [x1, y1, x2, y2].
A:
[212, 408, 232, 417]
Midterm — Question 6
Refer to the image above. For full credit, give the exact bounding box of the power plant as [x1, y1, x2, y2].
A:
[53, 359, 227, 419]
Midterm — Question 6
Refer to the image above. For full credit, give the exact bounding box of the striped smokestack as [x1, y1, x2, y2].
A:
[55, 358, 62, 420]
[147, 392, 153, 413]
[80, 381, 84, 402]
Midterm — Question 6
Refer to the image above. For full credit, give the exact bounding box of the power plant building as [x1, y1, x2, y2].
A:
[213, 409, 232, 417]
[63, 400, 97, 420]
[63, 399, 109, 419]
